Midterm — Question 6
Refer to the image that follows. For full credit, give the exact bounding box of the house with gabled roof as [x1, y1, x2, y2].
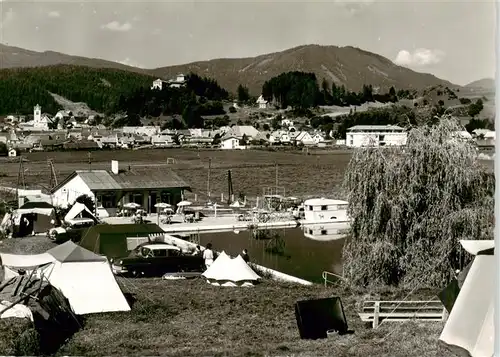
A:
[50, 160, 191, 216]
[226, 125, 260, 140]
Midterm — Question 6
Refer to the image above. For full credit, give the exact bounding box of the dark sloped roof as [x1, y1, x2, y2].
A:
[79, 223, 165, 257]
[51, 168, 190, 193]
[20, 201, 54, 209]
[111, 167, 189, 190]
[75, 170, 122, 190]
[47, 241, 107, 262]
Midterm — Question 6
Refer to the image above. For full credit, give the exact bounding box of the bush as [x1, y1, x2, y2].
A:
[342, 117, 494, 288]
[0, 319, 40, 356]
[228, 106, 237, 113]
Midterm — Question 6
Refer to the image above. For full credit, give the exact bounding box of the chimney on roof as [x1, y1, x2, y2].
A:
[111, 160, 119, 175]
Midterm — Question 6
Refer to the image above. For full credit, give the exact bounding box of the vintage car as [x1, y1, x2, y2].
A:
[47, 218, 96, 244]
[110, 242, 205, 278]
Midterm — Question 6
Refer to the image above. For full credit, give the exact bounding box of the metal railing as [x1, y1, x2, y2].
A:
[322, 271, 345, 287]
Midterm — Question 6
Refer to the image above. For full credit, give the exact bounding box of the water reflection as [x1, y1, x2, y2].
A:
[301, 222, 350, 241]
[199, 227, 347, 283]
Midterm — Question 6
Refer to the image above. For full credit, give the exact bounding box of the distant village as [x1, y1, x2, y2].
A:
[0, 75, 495, 156]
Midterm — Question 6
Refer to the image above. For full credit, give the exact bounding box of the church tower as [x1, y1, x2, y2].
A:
[34, 104, 41, 124]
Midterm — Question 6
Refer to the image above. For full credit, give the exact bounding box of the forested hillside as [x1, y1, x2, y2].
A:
[262, 71, 413, 109]
[0, 65, 155, 115]
[0, 66, 232, 120]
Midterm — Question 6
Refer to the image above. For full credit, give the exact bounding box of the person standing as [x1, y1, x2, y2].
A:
[241, 249, 250, 263]
[203, 243, 214, 269]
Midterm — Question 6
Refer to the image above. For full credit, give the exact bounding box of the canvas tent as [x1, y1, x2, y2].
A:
[64, 202, 99, 223]
[202, 251, 260, 286]
[10, 201, 57, 236]
[79, 223, 165, 258]
[439, 240, 494, 357]
[0, 251, 54, 268]
[40, 241, 130, 315]
[1, 241, 130, 315]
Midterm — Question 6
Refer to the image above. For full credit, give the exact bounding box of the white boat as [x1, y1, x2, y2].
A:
[296, 197, 350, 224]
[302, 222, 349, 241]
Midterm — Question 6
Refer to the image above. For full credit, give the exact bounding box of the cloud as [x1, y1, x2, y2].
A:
[48, 10, 61, 18]
[394, 48, 445, 67]
[100, 21, 132, 32]
[118, 58, 144, 68]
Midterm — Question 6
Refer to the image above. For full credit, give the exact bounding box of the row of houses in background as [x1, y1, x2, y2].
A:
[0, 122, 336, 155]
[344, 125, 495, 148]
[1, 105, 493, 154]
[0, 122, 494, 155]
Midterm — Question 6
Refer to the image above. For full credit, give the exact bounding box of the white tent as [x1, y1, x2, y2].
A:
[1, 241, 130, 315]
[0, 252, 54, 268]
[439, 240, 494, 357]
[202, 252, 260, 286]
[39, 241, 131, 315]
[64, 202, 98, 223]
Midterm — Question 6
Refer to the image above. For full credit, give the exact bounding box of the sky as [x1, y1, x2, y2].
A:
[0, 0, 496, 86]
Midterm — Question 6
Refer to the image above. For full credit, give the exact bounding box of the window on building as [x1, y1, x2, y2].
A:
[321, 205, 328, 211]
[308, 205, 313, 211]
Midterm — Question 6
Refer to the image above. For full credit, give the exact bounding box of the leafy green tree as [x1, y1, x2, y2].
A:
[468, 99, 484, 117]
[361, 84, 374, 103]
[239, 134, 248, 146]
[237, 84, 250, 103]
[75, 194, 96, 213]
[182, 104, 203, 128]
[212, 133, 222, 146]
[262, 123, 270, 131]
[270, 118, 281, 130]
[261, 71, 320, 110]
[321, 79, 332, 105]
[465, 118, 494, 132]
[343, 117, 494, 288]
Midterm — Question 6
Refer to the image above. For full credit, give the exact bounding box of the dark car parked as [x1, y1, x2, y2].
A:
[110, 242, 205, 277]
[47, 218, 96, 244]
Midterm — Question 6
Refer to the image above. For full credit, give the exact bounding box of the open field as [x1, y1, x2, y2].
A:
[0, 237, 458, 357]
[0, 148, 353, 199]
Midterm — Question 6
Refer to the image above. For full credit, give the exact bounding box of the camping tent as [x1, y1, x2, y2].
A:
[11, 201, 57, 236]
[1, 242, 130, 315]
[439, 240, 494, 357]
[64, 202, 99, 223]
[79, 223, 165, 258]
[202, 251, 260, 286]
[0, 251, 55, 268]
[39, 241, 130, 315]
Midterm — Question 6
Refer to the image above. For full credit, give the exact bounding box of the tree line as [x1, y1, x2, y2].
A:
[118, 73, 229, 129]
[261, 71, 414, 110]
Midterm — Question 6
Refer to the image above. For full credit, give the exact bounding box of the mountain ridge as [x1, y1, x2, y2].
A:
[1, 43, 461, 94]
[465, 78, 495, 90]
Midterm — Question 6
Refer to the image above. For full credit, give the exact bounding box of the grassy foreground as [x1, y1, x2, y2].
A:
[0, 237, 459, 357]
[55, 279, 457, 357]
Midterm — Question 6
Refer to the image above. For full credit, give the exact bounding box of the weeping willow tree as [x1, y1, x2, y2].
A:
[342, 117, 494, 288]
